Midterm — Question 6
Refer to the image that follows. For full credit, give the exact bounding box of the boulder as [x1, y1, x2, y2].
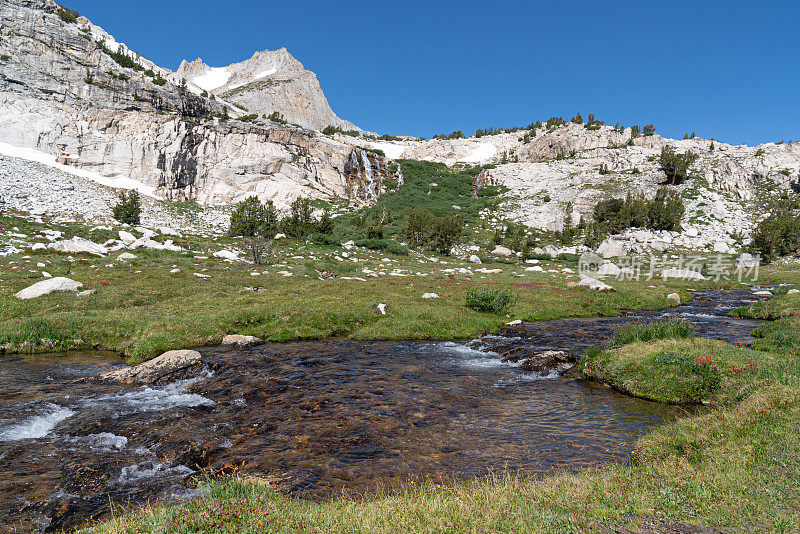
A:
[752, 290, 773, 296]
[649, 240, 669, 252]
[221, 334, 262, 347]
[525, 266, 544, 272]
[421, 293, 440, 299]
[159, 227, 183, 237]
[685, 227, 699, 237]
[491, 246, 513, 257]
[476, 268, 502, 274]
[15, 277, 83, 299]
[713, 241, 731, 253]
[213, 249, 240, 261]
[506, 319, 523, 326]
[661, 268, 707, 281]
[77, 289, 97, 297]
[469, 255, 482, 264]
[48, 237, 107, 256]
[118, 231, 136, 244]
[135, 227, 157, 239]
[596, 239, 626, 259]
[97, 350, 202, 385]
[577, 277, 615, 292]
[667, 292, 681, 304]
[596, 263, 621, 277]
[31, 242, 46, 251]
[509, 350, 576, 374]
[117, 252, 137, 261]
[543, 244, 559, 258]
[788, 289, 800, 295]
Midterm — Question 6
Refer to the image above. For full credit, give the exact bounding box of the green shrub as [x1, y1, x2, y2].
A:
[464, 286, 517, 314]
[95, 40, 144, 71]
[750, 212, 800, 263]
[647, 188, 685, 231]
[281, 198, 316, 238]
[111, 190, 141, 225]
[590, 188, 684, 241]
[227, 196, 278, 238]
[659, 145, 698, 185]
[611, 320, 694, 348]
[57, 6, 79, 23]
[404, 208, 463, 255]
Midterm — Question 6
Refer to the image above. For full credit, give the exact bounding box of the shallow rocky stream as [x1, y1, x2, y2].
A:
[0, 290, 770, 532]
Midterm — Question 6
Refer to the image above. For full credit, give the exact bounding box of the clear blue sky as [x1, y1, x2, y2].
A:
[69, 0, 798, 145]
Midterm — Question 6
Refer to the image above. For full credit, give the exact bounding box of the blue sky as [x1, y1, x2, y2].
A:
[69, 0, 798, 145]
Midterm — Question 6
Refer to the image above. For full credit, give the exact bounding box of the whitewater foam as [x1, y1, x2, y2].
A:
[0, 404, 74, 441]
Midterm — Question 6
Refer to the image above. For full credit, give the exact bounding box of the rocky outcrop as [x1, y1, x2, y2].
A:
[175, 50, 359, 132]
[97, 349, 203, 385]
[0, 0, 393, 209]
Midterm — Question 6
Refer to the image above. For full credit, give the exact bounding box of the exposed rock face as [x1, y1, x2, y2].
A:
[0, 0, 393, 209]
[175, 50, 358, 132]
[97, 349, 203, 385]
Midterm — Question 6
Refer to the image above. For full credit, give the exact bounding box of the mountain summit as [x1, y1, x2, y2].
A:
[175, 49, 358, 132]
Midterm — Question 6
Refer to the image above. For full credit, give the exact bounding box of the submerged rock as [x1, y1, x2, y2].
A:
[518, 350, 576, 373]
[97, 350, 202, 385]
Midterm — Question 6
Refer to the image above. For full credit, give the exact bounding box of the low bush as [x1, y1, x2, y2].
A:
[588, 189, 684, 243]
[659, 145, 698, 185]
[404, 208, 463, 255]
[464, 286, 517, 314]
[56, 6, 79, 23]
[227, 196, 278, 238]
[111, 190, 141, 225]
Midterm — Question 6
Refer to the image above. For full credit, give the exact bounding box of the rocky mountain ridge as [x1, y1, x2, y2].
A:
[0, 0, 394, 209]
[175, 49, 358, 132]
[1, 0, 799, 259]
[347, 123, 800, 253]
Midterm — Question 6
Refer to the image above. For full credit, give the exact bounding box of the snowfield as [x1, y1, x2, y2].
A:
[0, 141, 158, 197]
[191, 68, 232, 91]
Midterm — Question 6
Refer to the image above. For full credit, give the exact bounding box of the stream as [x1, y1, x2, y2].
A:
[0, 289, 769, 532]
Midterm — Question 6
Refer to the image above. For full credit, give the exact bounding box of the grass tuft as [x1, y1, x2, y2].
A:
[610, 320, 694, 347]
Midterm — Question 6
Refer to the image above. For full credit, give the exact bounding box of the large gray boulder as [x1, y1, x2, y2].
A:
[577, 277, 615, 292]
[97, 350, 202, 385]
[15, 277, 82, 299]
[596, 239, 626, 259]
[661, 268, 707, 281]
[48, 237, 107, 255]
